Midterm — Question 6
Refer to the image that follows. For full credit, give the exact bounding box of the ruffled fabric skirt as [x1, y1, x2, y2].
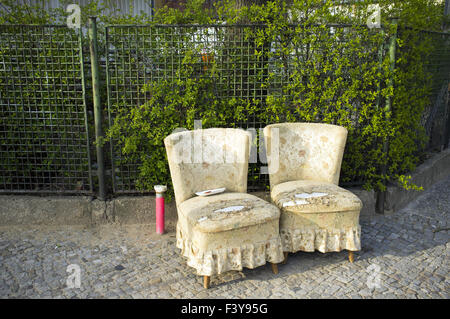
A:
[279, 209, 361, 253]
[280, 225, 361, 253]
[176, 223, 284, 276]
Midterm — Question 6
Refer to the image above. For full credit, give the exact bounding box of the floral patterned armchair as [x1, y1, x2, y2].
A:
[263, 123, 362, 263]
[164, 128, 284, 288]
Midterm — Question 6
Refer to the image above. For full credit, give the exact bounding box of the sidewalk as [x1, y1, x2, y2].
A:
[1, 176, 449, 299]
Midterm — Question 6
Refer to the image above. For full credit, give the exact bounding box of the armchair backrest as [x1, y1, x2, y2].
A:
[263, 123, 348, 188]
[164, 128, 251, 204]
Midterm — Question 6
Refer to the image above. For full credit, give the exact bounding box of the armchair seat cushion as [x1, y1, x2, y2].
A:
[271, 180, 362, 214]
[179, 192, 280, 233]
[176, 192, 284, 275]
[271, 180, 362, 253]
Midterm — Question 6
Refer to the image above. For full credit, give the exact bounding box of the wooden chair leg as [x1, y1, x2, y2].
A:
[348, 251, 354, 263]
[271, 263, 279, 275]
[203, 275, 210, 289]
[283, 252, 288, 264]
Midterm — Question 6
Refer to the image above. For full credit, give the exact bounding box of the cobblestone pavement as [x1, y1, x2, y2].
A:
[1, 176, 449, 299]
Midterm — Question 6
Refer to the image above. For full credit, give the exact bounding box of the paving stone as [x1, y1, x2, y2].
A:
[1, 176, 450, 299]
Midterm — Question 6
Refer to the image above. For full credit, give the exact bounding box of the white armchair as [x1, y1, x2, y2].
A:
[263, 123, 362, 263]
[164, 128, 284, 288]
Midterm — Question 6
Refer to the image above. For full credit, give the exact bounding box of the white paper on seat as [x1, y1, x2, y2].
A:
[295, 192, 327, 199]
[213, 205, 245, 213]
[282, 200, 308, 207]
[195, 187, 226, 196]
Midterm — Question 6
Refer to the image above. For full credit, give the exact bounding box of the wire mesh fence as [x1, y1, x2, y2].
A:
[403, 28, 450, 151]
[105, 25, 285, 192]
[0, 25, 92, 194]
[105, 24, 388, 192]
[0, 23, 448, 196]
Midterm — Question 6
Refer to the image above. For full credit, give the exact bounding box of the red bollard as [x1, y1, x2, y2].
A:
[154, 185, 167, 234]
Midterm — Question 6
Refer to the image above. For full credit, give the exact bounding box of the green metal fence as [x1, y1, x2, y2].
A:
[105, 24, 389, 192]
[407, 27, 450, 151]
[0, 25, 93, 194]
[0, 23, 449, 197]
[105, 24, 273, 192]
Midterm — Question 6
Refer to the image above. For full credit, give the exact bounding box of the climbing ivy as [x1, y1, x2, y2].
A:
[106, 0, 447, 197]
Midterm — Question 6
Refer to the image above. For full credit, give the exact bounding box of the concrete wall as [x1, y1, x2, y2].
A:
[0, 188, 376, 226]
[384, 148, 450, 214]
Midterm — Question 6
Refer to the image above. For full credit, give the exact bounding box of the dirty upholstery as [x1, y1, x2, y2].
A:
[264, 123, 362, 253]
[165, 128, 284, 276]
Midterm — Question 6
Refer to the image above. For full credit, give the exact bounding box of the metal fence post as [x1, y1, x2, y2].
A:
[444, 85, 450, 149]
[88, 16, 106, 200]
[79, 27, 93, 193]
[375, 26, 385, 110]
[376, 17, 398, 214]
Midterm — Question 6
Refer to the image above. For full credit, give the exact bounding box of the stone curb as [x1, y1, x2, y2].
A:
[384, 147, 450, 214]
[0, 148, 448, 226]
[0, 189, 375, 226]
